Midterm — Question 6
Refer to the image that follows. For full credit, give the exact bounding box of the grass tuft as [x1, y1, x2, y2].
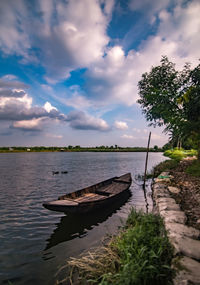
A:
[59, 209, 174, 285]
[153, 159, 179, 177]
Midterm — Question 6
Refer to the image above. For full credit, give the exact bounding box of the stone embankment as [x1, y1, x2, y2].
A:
[153, 172, 200, 285]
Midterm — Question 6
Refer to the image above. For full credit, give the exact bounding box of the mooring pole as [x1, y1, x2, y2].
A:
[143, 131, 151, 188]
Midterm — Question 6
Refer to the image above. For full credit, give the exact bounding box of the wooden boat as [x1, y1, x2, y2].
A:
[43, 173, 132, 214]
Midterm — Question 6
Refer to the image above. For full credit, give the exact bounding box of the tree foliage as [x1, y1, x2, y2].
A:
[138, 56, 200, 159]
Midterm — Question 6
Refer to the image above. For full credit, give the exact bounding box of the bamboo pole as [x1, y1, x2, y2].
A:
[143, 132, 151, 188]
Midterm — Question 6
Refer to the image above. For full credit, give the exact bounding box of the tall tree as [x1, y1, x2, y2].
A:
[138, 56, 200, 159]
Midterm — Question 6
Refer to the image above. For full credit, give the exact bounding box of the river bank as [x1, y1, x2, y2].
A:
[58, 158, 200, 285]
[153, 158, 200, 284]
[153, 158, 200, 230]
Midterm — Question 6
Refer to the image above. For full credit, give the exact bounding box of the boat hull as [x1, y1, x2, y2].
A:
[43, 173, 132, 214]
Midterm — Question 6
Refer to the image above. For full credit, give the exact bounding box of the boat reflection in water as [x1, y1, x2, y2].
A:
[44, 190, 131, 250]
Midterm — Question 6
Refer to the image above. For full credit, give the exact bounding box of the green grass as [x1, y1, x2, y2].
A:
[186, 160, 200, 177]
[153, 159, 179, 177]
[65, 210, 174, 285]
[164, 148, 197, 161]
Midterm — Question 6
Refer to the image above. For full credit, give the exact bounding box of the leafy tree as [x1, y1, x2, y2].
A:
[153, 145, 159, 151]
[138, 56, 200, 159]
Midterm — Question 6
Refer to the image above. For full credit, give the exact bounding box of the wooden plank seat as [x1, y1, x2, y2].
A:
[95, 182, 126, 195]
[47, 199, 79, 206]
[74, 192, 106, 203]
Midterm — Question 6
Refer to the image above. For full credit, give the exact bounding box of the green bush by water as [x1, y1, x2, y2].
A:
[164, 148, 197, 161]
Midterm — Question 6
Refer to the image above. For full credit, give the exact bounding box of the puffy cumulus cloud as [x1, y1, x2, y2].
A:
[84, 46, 139, 105]
[0, 76, 66, 130]
[0, 0, 114, 81]
[66, 110, 110, 131]
[11, 118, 45, 132]
[0, 75, 110, 133]
[44, 102, 58, 113]
[157, 0, 200, 64]
[0, 92, 65, 122]
[41, 0, 114, 80]
[114, 120, 128, 130]
[83, 0, 200, 107]
[0, 89, 26, 98]
[0, 77, 29, 90]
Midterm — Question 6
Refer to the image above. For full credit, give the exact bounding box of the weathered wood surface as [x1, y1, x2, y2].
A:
[43, 173, 132, 213]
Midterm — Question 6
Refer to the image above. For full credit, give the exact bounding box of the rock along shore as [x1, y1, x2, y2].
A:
[153, 172, 200, 285]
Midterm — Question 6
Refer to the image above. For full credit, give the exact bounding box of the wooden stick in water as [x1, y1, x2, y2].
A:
[143, 132, 151, 188]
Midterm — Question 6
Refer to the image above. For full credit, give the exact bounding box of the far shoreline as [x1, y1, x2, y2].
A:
[0, 147, 163, 153]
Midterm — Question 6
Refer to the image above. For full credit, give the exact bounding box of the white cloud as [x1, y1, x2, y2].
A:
[0, 0, 114, 82]
[0, 94, 32, 110]
[84, 46, 139, 105]
[114, 120, 128, 130]
[41, 0, 113, 81]
[83, 0, 200, 107]
[0, 77, 66, 126]
[0, 1, 31, 59]
[12, 118, 44, 131]
[65, 94, 92, 110]
[0, 76, 29, 89]
[121, 134, 134, 139]
[0, 89, 26, 98]
[66, 110, 110, 131]
[44, 102, 57, 113]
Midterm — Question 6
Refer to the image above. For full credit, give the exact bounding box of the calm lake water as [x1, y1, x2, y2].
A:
[0, 152, 166, 285]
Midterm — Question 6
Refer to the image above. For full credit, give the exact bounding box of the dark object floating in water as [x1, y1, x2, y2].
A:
[43, 173, 132, 214]
[61, 171, 68, 174]
[52, 171, 59, 175]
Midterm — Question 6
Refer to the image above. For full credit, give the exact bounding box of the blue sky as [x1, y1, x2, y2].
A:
[0, 0, 199, 147]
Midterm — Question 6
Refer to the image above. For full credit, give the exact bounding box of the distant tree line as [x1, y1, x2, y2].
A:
[0, 145, 162, 153]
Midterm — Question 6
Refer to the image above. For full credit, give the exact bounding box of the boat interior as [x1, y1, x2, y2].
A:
[58, 173, 131, 204]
